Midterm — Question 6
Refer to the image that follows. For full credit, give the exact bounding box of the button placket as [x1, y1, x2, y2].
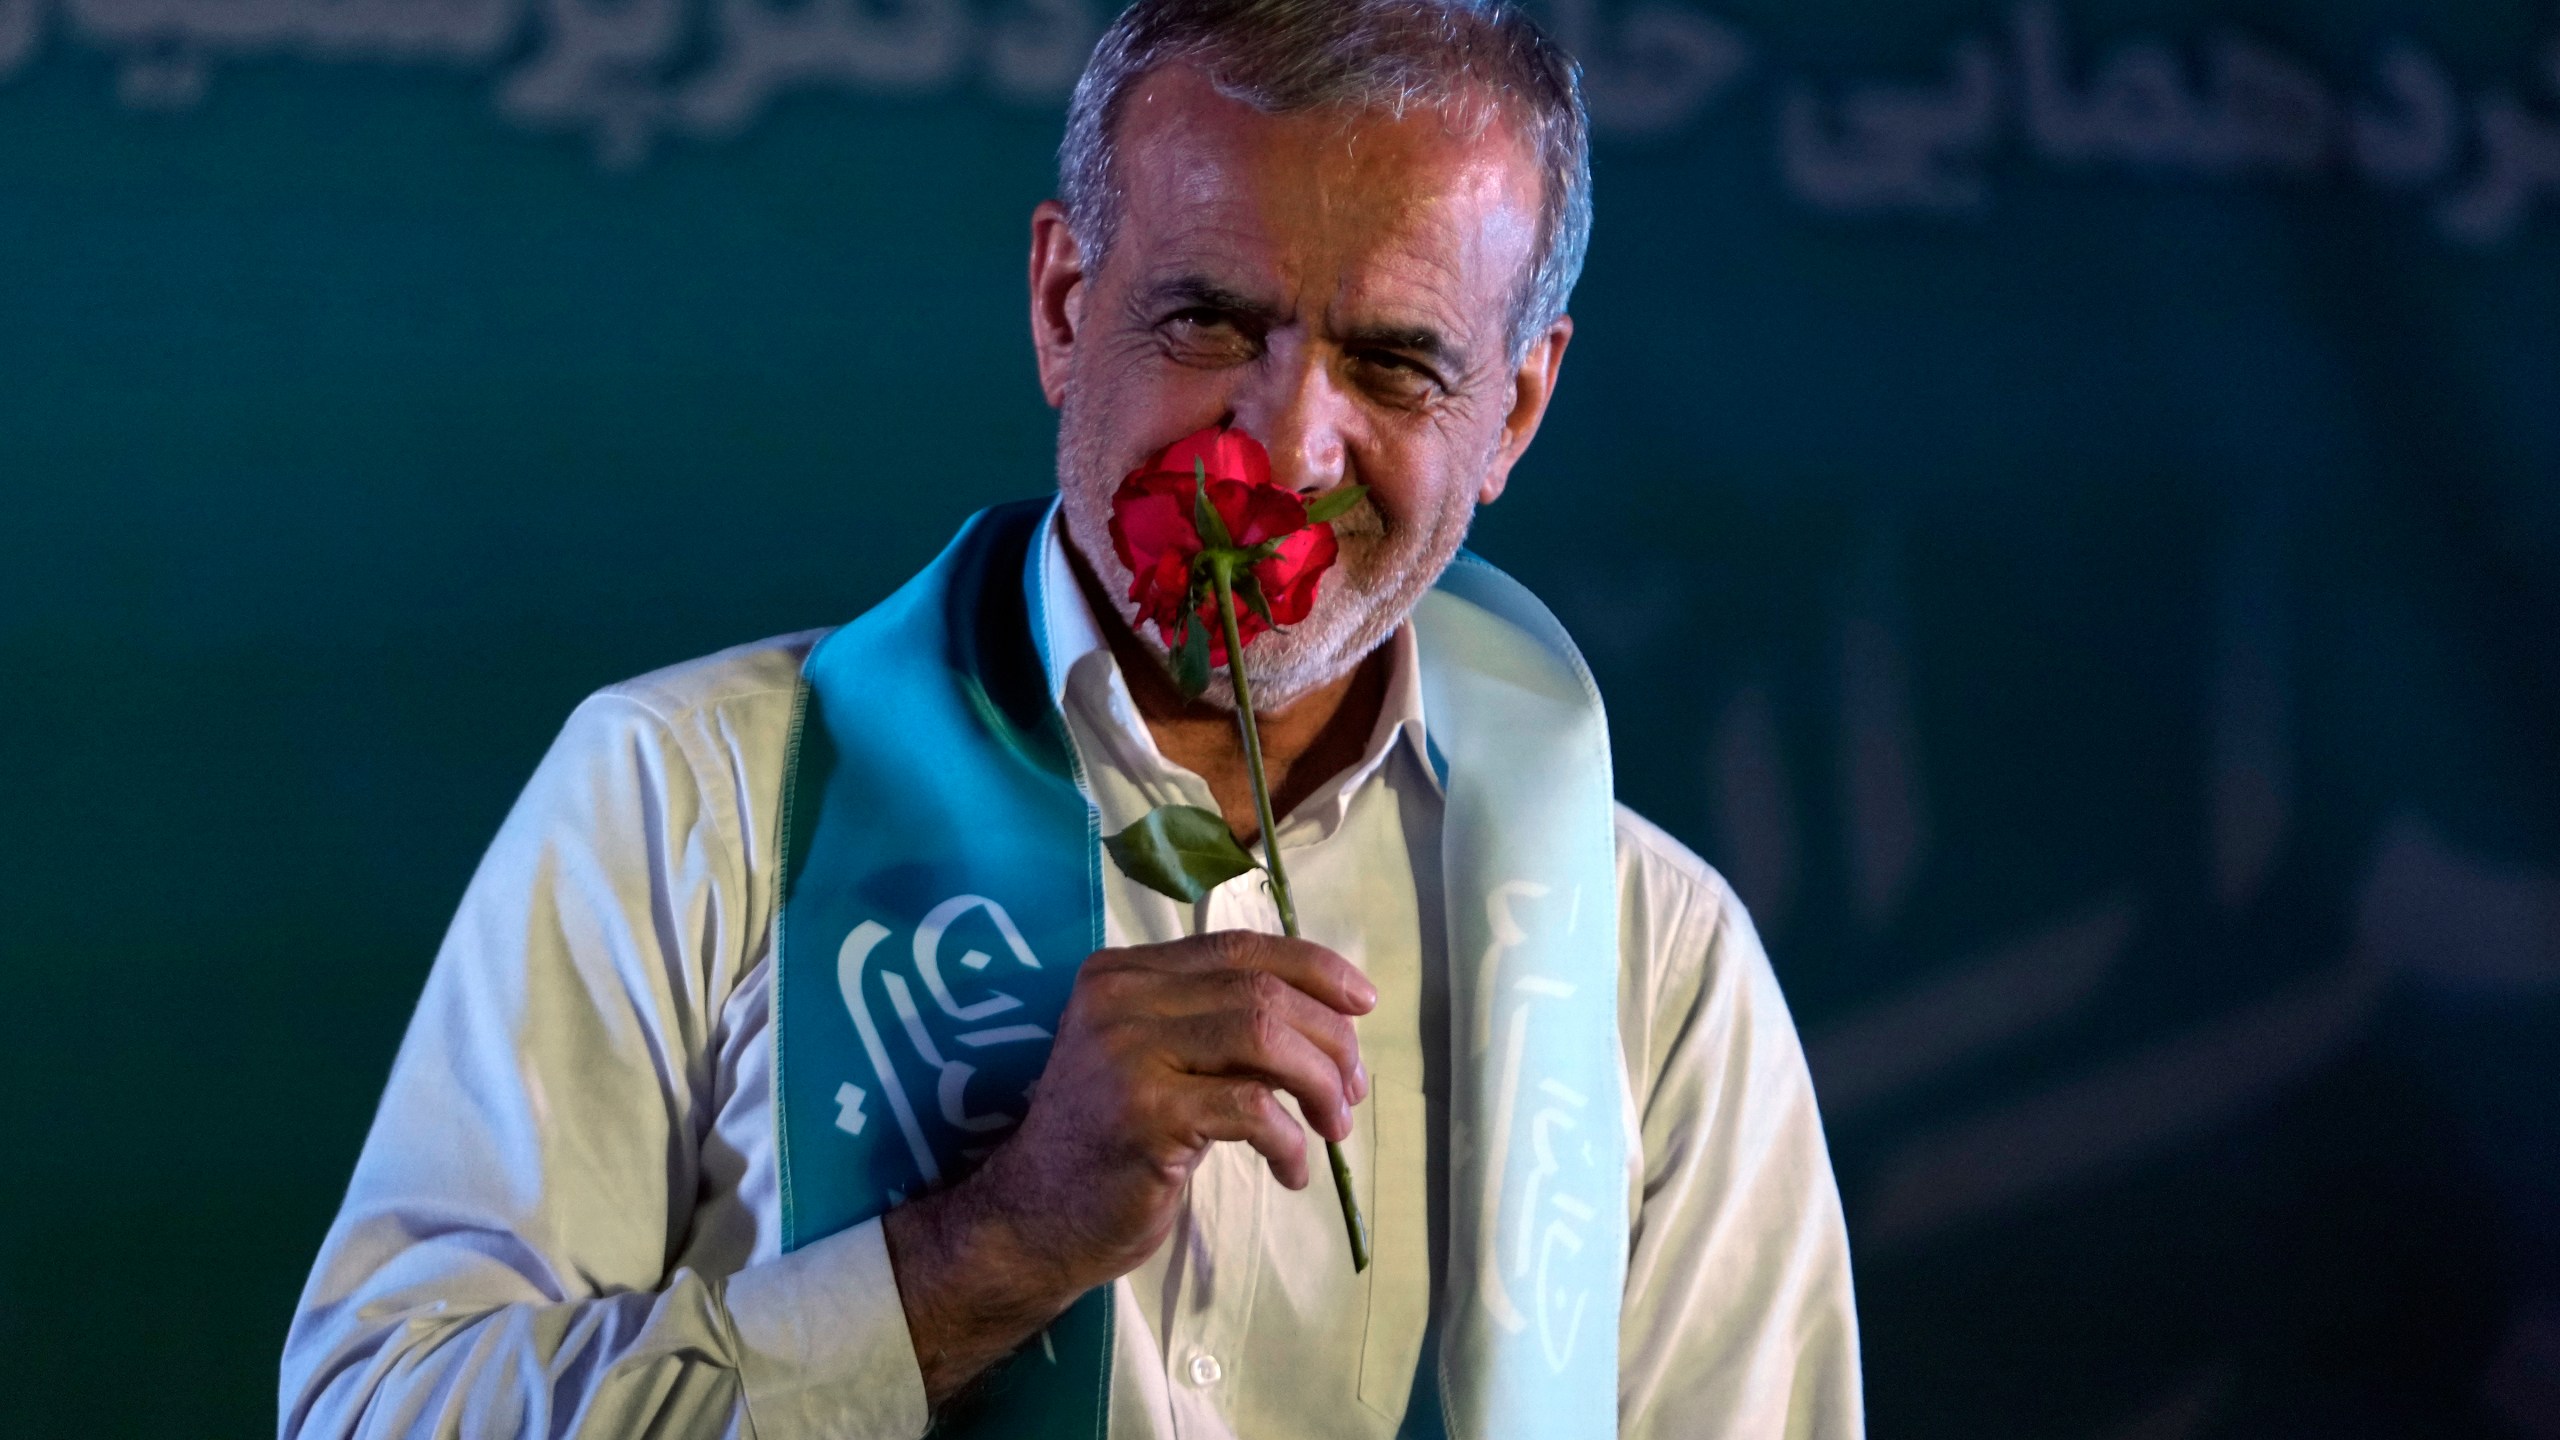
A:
[1177, 893, 1270, 1430]
[1161, 1157, 1260, 1435]
[1198, 1122, 1270, 1421]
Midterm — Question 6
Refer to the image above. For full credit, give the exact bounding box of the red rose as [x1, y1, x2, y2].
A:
[1096, 424, 1373, 1268]
[1106, 423, 1342, 664]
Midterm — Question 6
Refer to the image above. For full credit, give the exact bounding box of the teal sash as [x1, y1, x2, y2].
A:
[774, 499, 1627, 1439]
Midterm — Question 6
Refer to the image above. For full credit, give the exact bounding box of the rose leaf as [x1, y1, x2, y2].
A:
[1302, 484, 1368, 525]
[1192, 462, 1237, 550]
[1103, 804, 1263, 903]
[1237, 570, 1277, 630]
[1172, 611, 1212, 697]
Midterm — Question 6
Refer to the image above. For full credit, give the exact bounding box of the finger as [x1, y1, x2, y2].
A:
[1140, 965, 1367, 1106]
[1159, 997, 1357, 1143]
[1173, 1077, 1309, 1190]
[1128, 931, 1379, 1017]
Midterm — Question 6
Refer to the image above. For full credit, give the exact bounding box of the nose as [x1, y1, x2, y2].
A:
[1229, 340, 1351, 499]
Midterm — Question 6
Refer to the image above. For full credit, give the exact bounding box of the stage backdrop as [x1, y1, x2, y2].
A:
[4, 1, 2556, 1434]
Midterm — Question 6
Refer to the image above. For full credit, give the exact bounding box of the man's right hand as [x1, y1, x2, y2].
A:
[879, 930, 1375, 1406]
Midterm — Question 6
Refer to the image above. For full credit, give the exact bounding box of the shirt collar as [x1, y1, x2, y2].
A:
[1033, 501, 1442, 836]
[1035, 500, 1108, 714]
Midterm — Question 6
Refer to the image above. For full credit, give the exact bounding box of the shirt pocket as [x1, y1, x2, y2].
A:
[1357, 1074, 1431, 1418]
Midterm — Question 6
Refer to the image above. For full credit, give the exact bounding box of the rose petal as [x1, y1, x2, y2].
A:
[1256, 521, 1338, 624]
[1110, 471, 1201, 574]
[1156, 424, 1272, 488]
[1201, 476, 1262, 549]
[1136, 550, 1181, 616]
[1228, 481, 1309, 549]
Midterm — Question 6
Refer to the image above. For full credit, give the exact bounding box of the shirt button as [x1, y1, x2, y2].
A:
[1187, 1353, 1224, 1387]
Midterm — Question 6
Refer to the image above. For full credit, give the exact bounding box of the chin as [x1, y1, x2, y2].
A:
[1230, 585, 1406, 709]
[1222, 522, 1455, 709]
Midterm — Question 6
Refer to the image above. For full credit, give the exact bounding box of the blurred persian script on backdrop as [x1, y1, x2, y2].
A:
[1, 0, 2555, 1435]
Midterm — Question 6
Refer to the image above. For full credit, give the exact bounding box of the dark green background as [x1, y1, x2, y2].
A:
[4, 1, 2557, 1435]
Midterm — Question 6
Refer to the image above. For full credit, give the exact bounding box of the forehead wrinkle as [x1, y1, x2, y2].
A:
[1131, 100, 1453, 305]
[1316, 200, 1514, 362]
[1121, 205, 1295, 298]
[1315, 135, 1537, 306]
[1329, 258, 1468, 345]
[1111, 69, 1544, 360]
[1134, 215, 1288, 274]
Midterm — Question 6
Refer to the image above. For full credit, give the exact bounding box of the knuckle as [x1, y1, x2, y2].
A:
[1245, 1004, 1288, 1057]
[1263, 1104, 1306, 1157]
[1238, 967, 1285, 1008]
[1235, 975, 1291, 1046]
[1239, 1081, 1287, 1126]
[1074, 969, 1144, 1022]
[1084, 1017, 1141, 1070]
[1079, 948, 1136, 985]
[1111, 1021, 1161, 1067]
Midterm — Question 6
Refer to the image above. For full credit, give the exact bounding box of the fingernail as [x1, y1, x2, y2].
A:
[1352, 1059, 1369, 1102]
[1353, 979, 1378, 1010]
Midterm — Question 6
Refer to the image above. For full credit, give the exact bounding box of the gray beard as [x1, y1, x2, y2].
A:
[1054, 394, 1477, 712]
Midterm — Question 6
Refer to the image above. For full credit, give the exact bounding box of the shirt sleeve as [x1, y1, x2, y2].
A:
[1613, 810, 1866, 1440]
[279, 687, 931, 1440]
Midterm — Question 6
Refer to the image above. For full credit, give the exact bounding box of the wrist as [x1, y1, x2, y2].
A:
[882, 1174, 1083, 1405]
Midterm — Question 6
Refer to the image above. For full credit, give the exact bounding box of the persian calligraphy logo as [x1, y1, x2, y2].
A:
[1472, 880, 1608, 1374]
[832, 893, 1054, 1187]
[1, 0, 2552, 244]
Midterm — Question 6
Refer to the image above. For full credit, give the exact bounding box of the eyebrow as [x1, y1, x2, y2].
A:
[1338, 320, 1464, 372]
[1142, 274, 1470, 373]
[1141, 275, 1282, 323]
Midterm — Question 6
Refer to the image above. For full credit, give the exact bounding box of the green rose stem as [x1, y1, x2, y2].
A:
[1207, 553, 1372, 1274]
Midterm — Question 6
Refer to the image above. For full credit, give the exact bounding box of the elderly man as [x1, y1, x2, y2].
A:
[281, 2, 1861, 1437]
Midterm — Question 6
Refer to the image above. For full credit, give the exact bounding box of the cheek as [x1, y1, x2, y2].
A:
[1356, 404, 1500, 529]
[1074, 337, 1244, 470]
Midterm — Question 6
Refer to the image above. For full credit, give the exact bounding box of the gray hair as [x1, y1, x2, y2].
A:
[1058, 0, 1592, 361]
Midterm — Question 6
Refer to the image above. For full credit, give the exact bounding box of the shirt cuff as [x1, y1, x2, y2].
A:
[724, 1217, 932, 1440]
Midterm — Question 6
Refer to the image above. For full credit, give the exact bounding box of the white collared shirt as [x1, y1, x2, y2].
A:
[281, 515, 1864, 1440]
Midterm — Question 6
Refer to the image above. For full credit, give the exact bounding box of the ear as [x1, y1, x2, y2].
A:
[1476, 316, 1573, 506]
[1029, 200, 1089, 410]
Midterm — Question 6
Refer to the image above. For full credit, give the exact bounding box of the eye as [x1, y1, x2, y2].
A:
[1158, 308, 1260, 368]
[1348, 349, 1444, 407]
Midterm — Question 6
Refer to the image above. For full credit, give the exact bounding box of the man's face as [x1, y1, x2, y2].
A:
[1034, 65, 1571, 707]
